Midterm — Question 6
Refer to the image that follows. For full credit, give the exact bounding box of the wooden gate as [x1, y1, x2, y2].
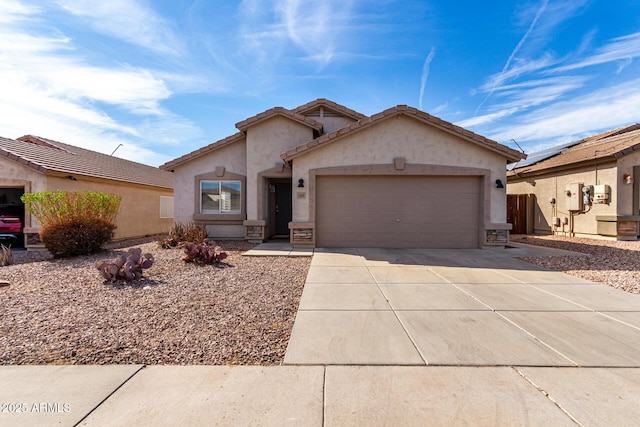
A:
[507, 194, 528, 234]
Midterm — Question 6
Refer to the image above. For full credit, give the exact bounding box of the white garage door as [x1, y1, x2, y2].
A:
[316, 175, 481, 248]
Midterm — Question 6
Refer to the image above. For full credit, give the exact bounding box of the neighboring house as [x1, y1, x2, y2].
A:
[161, 99, 525, 248]
[507, 124, 640, 240]
[0, 135, 174, 249]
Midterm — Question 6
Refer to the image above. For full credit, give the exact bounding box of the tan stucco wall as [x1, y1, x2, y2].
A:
[615, 151, 640, 215]
[290, 115, 509, 224]
[507, 162, 618, 236]
[245, 116, 314, 219]
[172, 139, 247, 226]
[0, 156, 47, 195]
[47, 175, 174, 240]
[0, 156, 173, 241]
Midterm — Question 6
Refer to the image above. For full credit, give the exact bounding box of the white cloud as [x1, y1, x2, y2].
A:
[433, 102, 448, 114]
[475, 0, 549, 114]
[0, 0, 203, 167]
[488, 78, 640, 145]
[456, 109, 519, 128]
[459, 76, 588, 129]
[239, 0, 356, 66]
[494, 76, 589, 108]
[552, 32, 640, 72]
[55, 0, 184, 57]
[478, 54, 557, 93]
[0, 0, 40, 22]
[43, 63, 170, 114]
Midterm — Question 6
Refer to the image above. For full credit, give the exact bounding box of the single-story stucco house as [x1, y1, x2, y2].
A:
[507, 124, 640, 240]
[0, 135, 174, 249]
[161, 99, 525, 248]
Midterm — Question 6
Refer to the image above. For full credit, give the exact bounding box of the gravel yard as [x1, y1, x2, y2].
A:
[510, 234, 640, 294]
[0, 240, 311, 365]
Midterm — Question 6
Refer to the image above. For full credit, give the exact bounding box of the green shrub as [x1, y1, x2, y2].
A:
[21, 190, 121, 258]
[158, 221, 207, 248]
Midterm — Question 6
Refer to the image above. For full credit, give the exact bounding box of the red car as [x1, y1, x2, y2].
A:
[0, 215, 22, 244]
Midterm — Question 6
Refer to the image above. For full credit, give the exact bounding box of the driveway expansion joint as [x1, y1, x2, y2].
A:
[75, 364, 146, 426]
[513, 367, 585, 426]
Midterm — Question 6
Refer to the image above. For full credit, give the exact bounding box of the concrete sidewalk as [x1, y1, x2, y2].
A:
[3, 244, 640, 426]
[2, 364, 640, 425]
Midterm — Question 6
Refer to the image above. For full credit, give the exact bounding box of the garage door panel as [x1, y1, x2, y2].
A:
[316, 175, 480, 248]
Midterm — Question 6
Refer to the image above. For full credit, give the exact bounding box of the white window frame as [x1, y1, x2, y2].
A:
[200, 180, 241, 214]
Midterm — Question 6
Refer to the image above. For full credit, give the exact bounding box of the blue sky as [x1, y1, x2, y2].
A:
[1, 0, 640, 167]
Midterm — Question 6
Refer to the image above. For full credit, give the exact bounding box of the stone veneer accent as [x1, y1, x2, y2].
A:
[485, 229, 509, 245]
[289, 222, 315, 245]
[25, 228, 45, 250]
[243, 220, 266, 242]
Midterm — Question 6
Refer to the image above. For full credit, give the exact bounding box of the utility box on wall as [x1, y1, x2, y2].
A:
[594, 184, 610, 204]
[565, 183, 583, 211]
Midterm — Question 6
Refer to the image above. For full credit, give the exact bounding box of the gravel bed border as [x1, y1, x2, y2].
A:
[510, 234, 640, 294]
[0, 240, 311, 365]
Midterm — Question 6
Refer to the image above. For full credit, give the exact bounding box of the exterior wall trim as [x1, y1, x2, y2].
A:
[256, 164, 292, 221]
[193, 170, 247, 223]
[2, 179, 33, 249]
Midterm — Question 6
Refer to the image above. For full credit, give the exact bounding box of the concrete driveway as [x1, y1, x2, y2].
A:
[285, 247, 640, 367]
[4, 245, 640, 426]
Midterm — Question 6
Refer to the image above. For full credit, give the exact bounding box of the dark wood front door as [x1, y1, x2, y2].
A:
[507, 194, 528, 234]
[274, 182, 292, 236]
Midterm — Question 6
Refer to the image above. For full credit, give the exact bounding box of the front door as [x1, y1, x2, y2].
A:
[274, 182, 292, 237]
[507, 194, 528, 234]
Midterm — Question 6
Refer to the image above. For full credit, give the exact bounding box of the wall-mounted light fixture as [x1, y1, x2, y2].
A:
[495, 179, 504, 189]
[298, 178, 304, 188]
[67, 175, 77, 181]
[623, 174, 634, 185]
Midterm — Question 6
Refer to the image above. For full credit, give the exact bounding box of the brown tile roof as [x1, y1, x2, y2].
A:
[508, 124, 640, 176]
[282, 105, 526, 163]
[235, 106, 323, 132]
[160, 132, 245, 171]
[0, 135, 173, 189]
[292, 98, 366, 120]
[162, 101, 352, 171]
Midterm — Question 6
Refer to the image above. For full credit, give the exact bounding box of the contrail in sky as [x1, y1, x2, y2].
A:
[474, 0, 549, 116]
[419, 47, 436, 110]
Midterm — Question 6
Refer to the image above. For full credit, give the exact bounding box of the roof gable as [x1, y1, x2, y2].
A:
[293, 98, 366, 121]
[160, 132, 245, 171]
[282, 105, 526, 163]
[235, 106, 323, 132]
[509, 124, 640, 176]
[0, 135, 173, 189]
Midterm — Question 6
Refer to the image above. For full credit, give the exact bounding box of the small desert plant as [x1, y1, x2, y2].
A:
[0, 244, 14, 266]
[184, 222, 208, 244]
[183, 240, 227, 265]
[95, 248, 154, 283]
[158, 221, 208, 248]
[21, 190, 121, 257]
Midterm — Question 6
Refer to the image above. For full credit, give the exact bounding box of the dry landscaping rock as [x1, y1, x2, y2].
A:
[0, 240, 310, 365]
[510, 234, 640, 294]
